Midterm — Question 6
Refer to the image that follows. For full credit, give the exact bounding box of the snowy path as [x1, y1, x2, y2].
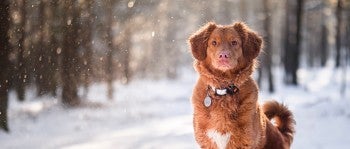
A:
[1, 68, 350, 149]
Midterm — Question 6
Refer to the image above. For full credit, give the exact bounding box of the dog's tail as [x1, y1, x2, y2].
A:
[263, 101, 295, 145]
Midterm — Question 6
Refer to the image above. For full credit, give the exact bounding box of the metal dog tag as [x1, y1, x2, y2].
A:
[204, 96, 212, 107]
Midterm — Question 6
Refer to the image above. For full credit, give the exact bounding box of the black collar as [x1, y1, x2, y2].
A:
[208, 84, 239, 96]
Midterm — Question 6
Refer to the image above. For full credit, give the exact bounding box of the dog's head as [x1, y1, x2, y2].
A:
[188, 22, 262, 72]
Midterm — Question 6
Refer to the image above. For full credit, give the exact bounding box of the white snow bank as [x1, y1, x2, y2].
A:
[0, 67, 349, 149]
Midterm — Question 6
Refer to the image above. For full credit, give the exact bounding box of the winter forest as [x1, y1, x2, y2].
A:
[0, 0, 350, 148]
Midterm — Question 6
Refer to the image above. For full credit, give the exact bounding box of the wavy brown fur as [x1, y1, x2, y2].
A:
[188, 21, 295, 149]
[263, 101, 296, 146]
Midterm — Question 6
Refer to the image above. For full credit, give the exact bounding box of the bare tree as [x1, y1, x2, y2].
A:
[258, 0, 275, 92]
[61, 0, 80, 106]
[106, 0, 116, 100]
[106, 0, 137, 98]
[34, 0, 58, 97]
[335, 0, 343, 68]
[46, 0, 60, 97]
[119, 27, 132, 82]
[81, 1, 94, 99]
[0, 0, 10, 132]
[15, 0, 27, 101]
[320, 23, 328, 67]
[341, 1, 350, 95]
[283, 0, 304, 85]
[35, 0, 48, 96]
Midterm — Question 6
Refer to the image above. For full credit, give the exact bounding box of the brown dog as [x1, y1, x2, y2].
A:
[188, 22, 295, 149]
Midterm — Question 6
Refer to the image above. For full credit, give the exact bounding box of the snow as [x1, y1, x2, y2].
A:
[1, 67, 350, 149]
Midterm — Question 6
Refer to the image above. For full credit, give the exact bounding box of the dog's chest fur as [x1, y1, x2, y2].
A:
[204, 114, 258, 149]
[207, 129, 231, 149]
[196, 79, 261, 148]
[204, 104, 247, 148]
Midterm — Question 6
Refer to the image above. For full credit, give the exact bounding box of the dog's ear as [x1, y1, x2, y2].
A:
[188, 22, 217, 61]
[233, 22, 262, 61]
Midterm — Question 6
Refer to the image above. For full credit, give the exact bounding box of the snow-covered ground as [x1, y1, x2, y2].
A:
[0, 67, 349, 149]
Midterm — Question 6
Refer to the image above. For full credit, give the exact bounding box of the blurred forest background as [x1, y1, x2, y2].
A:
[0, 0, 350, 133]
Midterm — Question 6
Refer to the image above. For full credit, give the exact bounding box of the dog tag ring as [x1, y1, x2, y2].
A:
[204, 96, 212, 107]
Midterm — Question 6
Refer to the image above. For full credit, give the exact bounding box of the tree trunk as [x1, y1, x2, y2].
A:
[46, 0, 59, 97]
[259, 0, 275, 92]
[0, 0, 10, 132]
[106, 46, 114, 100]
[283, 0, 291, 84]
[283, 0, 303, 85]
[36, 0, 57, 97]
[335, 0, 343, 68]
[341, 5, 349, 95]
[293, 0, 303, 85]
[106, 0, 115, 100]
[264, 0, 275, 92]
[81, 1, 94, 99]
[16, 0, 26, 101]
[36, 0, 47, 96]
[62, 0, 80, 106]
[121, 28, 131, 83]
[46, 0, 62, 98]
[320, 24, 328, 67]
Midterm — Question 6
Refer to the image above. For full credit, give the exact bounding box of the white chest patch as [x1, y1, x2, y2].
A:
[206, 129, 231, 149]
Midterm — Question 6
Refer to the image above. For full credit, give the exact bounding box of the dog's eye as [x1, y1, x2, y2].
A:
[231, 41, 238, 46]
[212, 41, 217, 46]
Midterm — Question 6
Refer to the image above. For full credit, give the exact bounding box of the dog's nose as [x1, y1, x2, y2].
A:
[219, 51, 230, 59]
